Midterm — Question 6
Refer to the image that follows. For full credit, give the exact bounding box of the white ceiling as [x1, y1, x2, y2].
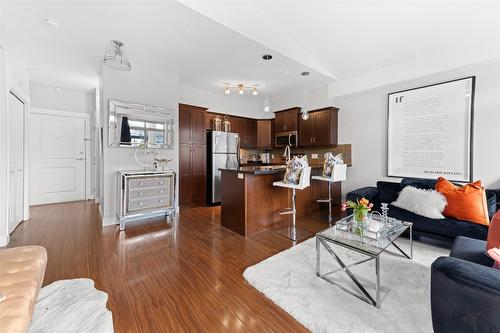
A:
[180, 0, 500, 88]
[2, 0, 500, 98]
[0, 0, 331, 97]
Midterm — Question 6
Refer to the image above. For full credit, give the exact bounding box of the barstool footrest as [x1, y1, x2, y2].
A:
[275, 226, 311, 242]
[279, 208, 295, 215]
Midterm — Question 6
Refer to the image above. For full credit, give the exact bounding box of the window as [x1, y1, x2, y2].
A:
[123, 119, 165, 147]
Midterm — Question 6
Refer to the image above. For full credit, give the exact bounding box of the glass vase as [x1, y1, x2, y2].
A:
[352, 209, 368, 239]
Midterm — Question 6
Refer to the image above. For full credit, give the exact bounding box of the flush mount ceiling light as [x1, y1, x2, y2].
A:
[223, 83, 258, 96]
[301, 71, 311, 120]
[43, 18, 60, 29]
[103, 40, 131, 71]
[262, 54, 273, 112]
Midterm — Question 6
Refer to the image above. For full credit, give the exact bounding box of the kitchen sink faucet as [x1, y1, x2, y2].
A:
[283, 145, 291, 163]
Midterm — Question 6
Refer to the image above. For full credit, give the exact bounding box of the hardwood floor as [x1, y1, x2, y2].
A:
[6, 200, 344, 332]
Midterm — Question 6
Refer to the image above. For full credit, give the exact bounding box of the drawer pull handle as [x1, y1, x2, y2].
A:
[139, 202, 143, 206]
[138, 192, 143, 196]
[159, 200, 164, 204]
[159, 181, 164, 185]
[159, 190, 163, 194]
[139, 182, 144, 186]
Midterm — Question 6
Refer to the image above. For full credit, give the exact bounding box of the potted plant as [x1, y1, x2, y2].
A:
[341, 198, 374, 237]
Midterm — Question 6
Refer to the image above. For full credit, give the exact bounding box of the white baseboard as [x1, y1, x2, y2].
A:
[102, 216, 117, 226]
[0, 235, 9, 247]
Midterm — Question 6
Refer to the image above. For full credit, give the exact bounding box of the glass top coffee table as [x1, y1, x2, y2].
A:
[316, 214, 413, 308]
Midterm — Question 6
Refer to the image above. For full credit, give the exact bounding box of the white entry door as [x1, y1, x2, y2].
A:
[30, 112, 86, 205]
[8, 92, 25, 233]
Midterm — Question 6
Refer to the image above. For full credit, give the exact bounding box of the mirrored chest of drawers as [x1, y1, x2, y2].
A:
[117, 170, 176, 230]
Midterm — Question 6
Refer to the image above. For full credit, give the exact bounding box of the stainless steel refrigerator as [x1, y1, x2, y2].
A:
[207, 131, 240, 205]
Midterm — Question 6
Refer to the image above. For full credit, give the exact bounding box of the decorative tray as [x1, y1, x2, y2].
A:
[336, 215, 396, 240]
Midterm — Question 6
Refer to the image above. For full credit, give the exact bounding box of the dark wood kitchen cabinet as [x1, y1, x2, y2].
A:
[256, 119, 273, 148]
[179, 104, 207, 206]
[274, 107, 300, 133]
[240, 118, 256, 148]
[298, 107, 338, 146]
[179, 143, 205, 204]
[179, 104, 206, 145]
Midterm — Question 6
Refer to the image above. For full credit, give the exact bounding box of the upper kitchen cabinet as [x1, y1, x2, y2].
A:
[274, 107, 300, 134]
[299, 107, 339, 146]
[179, 104, 207, 145]
[256, 119, 273, 149]
[234, 117, 256, 148]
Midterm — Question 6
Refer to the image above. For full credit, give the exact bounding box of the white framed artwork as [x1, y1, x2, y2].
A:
[387, 77, 475, 182]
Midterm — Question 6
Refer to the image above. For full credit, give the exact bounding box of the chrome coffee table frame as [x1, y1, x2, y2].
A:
[315, 219, 412, 308]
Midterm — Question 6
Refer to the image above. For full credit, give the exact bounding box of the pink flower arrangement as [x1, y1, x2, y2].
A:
[341, 197, 373, 212]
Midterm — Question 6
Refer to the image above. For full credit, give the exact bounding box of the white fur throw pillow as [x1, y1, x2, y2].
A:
[392, 186, 447, 219]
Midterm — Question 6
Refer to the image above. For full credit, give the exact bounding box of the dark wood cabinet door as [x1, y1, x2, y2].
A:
[274, 112, 286, 133]
[246, 119, 257, 148]
[299, 114, 314, 146]
[285, 109, 298, 132]
[191, 109, 206, 144]
[179, 107, 191, 144]
[179, 143, 193, 203]
[312, 110, 330, 145]
[192, 144, 206, 203]
[256, 120, 272, 148]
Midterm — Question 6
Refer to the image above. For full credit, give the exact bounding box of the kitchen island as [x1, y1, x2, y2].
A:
[220, 165, 340, 237]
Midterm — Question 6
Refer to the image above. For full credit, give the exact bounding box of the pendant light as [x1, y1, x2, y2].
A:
[262, 54, 272, 112]
[301, 71, 310, 120]
[103, 40, 131, 71]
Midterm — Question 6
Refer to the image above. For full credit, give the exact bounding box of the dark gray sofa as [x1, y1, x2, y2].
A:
[346, 178, 499, 243]
[431, 236, 500, 333]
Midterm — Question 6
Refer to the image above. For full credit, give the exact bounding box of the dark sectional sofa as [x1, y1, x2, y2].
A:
[346, 178, 500, 243]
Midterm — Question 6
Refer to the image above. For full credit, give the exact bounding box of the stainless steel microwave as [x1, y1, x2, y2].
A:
[275, 131, 298, 147]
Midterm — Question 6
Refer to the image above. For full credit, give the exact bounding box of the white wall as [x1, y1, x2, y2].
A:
[0, 36, 30, 246]
[335, 61, 500, 197]
[99, 65, 179, 225]
[179, 84, 266, 118]
[30, 82, 94, 113]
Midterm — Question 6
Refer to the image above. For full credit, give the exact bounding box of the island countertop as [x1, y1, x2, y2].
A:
[219, 165, 286, 175]
[219, 164, 324, 175]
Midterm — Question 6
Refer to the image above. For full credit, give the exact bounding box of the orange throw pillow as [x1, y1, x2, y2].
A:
[487, 211, 500, 250]
[435, 177, 490, 226]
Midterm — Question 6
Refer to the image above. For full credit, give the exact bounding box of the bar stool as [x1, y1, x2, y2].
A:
[312, 164, 347, 222]
[273, 167, 312, 241]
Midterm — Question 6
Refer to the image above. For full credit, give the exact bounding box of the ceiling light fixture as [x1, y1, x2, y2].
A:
[103, 40, 131, 71]
[43, 18, 60, 29]
[262, 54, 272, 112]
[301, 71, 310, 120]
[223, 84, 258, 95]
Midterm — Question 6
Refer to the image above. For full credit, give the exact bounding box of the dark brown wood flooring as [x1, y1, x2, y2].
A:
[6, 200, 343, 332]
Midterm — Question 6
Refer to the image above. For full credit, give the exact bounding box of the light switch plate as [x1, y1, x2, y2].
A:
[238, 173, 244, 179]
[311, 153, 319, 159]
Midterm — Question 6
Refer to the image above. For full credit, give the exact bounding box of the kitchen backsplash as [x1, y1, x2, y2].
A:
[240, 144, 352, 166]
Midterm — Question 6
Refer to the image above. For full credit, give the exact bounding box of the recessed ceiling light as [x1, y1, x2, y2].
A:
[44, 18, 60, 29]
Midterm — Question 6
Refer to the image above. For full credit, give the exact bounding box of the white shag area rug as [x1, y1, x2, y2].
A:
[29, 278, 114, 333]
[244, 237, 449, 333]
